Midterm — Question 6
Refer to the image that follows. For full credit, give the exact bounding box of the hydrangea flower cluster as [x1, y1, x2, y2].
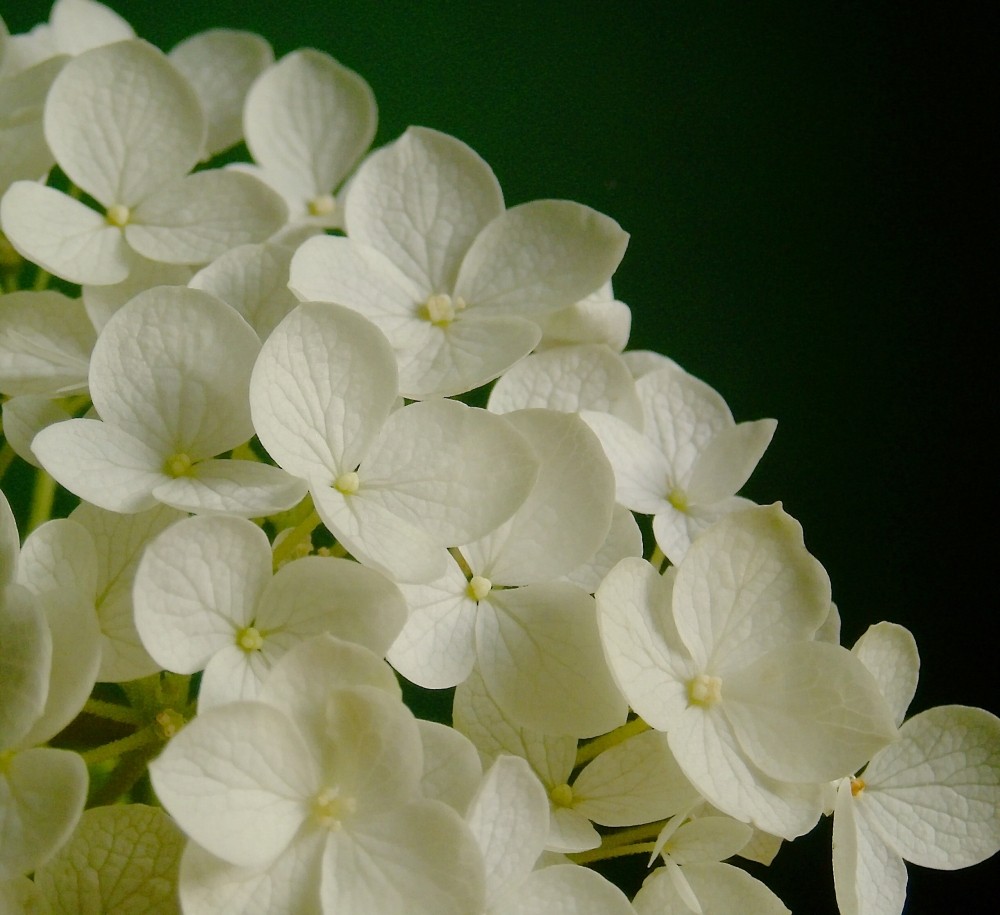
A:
[1, 2, 997, 913]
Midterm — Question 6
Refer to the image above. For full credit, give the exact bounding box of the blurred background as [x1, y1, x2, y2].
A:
[5, 1, 995, 910]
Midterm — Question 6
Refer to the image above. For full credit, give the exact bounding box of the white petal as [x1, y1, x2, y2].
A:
[467, 755, 549, 905]
[31, 418, 164, 514]
[17, 517, 97, 599]
[48, 0, 135, 55]
[455, 200, 628, 317]
[33, 804, 184, 914]
[149, 701, 316, 868]
[664, 816, 753, 865]
[0, 395, 70, 468]
[488, 343, 643, 427]
[833, 778, 909, 915]
[862, 705, 1000, 869]
[244, 49, 376, 196]
[573, 730, 701, 827]
[88, 286, 260, 460]
[0, 584, 52, 751]
[322, 800, 485, 915]
[686, 418, 777, 505]
[477, 584, 628, 738]
[128, 169, 288, 265]
[152, 458, 307, 517]
[0, 488, 17, 585]
[0, 182, 129, 285]
[547, 807, 601, 854]
[133, 514, 271, 674]
[0, 747, 87, 880]
[170, 29, 273, 157]
[562, 503, 643, 594]
[82, 253, 193, 332]
[672, 504, 831, 672]
[345, 126, 504, 291]
[0, 290, 94, 397]
[500, 864, 635, 915]
[0, 56, 63, 193]
[44, 39, 202, 206]
[724, 641, 898, 783]
[852, 622, 920, 727]
[416, 719, 482, 814]
[250, 302, 398, 481]
[534, 294, 632, 352]
[632, 861, 790, 915]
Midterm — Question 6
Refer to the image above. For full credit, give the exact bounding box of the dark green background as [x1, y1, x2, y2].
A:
[4, 1, 994, 911]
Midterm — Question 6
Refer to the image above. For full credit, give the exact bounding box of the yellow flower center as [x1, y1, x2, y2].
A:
[105, 203, 131, 227]
[164, 452, 194, 477]
[236, 626, 264, 652]
[311, 786, 357, 829]
[333, 471, 360, 495]
[419, 293, 466, 327]
[549, 782, 574, 808]
[308, 193, 336, 216]
[850, 776, 866, 797]
[466, 575, 492, 602]
[687, 673, 723, 707]
[667, 486, 688, 512]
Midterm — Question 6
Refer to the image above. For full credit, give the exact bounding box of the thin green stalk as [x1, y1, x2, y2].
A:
[80, 725, 161, 767]
[0, 442, 15, 480]
[575, 716, 650, 766]
[272, 508, 321, 569]
[82, 698, 145, 726]
[570, 841, 657, 864]
[27, 468, 57, 532]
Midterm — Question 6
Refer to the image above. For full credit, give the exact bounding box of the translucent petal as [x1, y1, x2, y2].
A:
[534, 283, 631, 352]
[632, 861, 790, 915]
[244, 49, 376, 196]
[0, 584, 51, 751]
[152, 458, 307, 517]
[0, 487, 19, 584]
[455, 200, 628, 317]
[17, 517, 97, 600]
[345, 126, 503, 292]
[31, 418, 164, 514]
[250, 302, 398, 481]
[671, 504, 831, 672]
[724, 641, 898, 783]
[0, 55, 63, 193]
[500, 864, 635, 915]
[48, 0, 135, 55]
[132, 514, 271, 674]
[0, 747, 87, 880]
[416, 719, 482, 814]
[852, 622, 919, 726]
[477, 583, 628, 737]
[0, 182, 129, 285]
[560, 502, 643, 594]
[170, 29, 273, 157]
[82, 253, 193, 332]
[44, 40, 203, 206]
[862, 705, 1000, 869]
[663, 816, 753, 865]
[33, 804, 184, 915]
[149, 701, 317, 868]
[686, 418, 777, 505]
[0, 290, 94, 396]
[127, 169, 288, 265]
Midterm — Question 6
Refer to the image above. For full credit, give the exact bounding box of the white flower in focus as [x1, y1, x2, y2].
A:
[596, 504, 899, 839]
[152, 635, 486, 914]
[533, 281, 632, 353]
[0, 40, 287, 285]
[133, 513, 407, 709]
[32, 286, 307, 517]
[584, 362, 777, 564]
[290, 126, 629, 398]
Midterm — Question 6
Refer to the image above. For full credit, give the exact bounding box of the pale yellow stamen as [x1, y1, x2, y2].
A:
[154, 709, 185, 739]
[236, 626, 264, 652]
[420, 293, 466, 327]
[850, 776, 866, 797]
[333, 471, 360, 495]
[549, 783, 574, 808]
[164, 453, 194, 477]
[311, 786, 357, 829]
[105, 203, 131, 227]
[667, 486, 689, 512]
[687, 673, 723, 707]
[466, 575, 492, 602]
[308, 193, 336, 217]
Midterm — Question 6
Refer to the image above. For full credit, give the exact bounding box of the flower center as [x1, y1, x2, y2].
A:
[236, 626, 264, 652]
[667, 486, 688, 512]
[549, 782, 574, 808]
[307, 193, 336, 217]
[687, 673, 723, 707]
[311, 786, 357, 830]
[466, 575, 492, 602]
[850, 776, 866, 797]
[164, 452, 194, 477]
[333, 471, 360, 495]
[419, 293, 466, 327]
[154, 709, 186, 739]
[105, 203, 131, 227]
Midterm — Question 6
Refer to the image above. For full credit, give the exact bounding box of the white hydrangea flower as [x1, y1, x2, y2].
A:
[289, 126, 629, 398]
[152, 634, 486, 914]
[236, 48, 377, 228]
[533, 281, 632, 353]
[32, 285, 307, 517]
[633, 859, 790, 915]
[1, 39, 287, 285]
[250, 302, 539, 582]
[133, 513, 407, 709]
[584, 362, 777, 564]
[596, 504, 899, 839]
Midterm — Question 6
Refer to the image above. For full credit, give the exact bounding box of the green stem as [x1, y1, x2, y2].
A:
[80, 725, 161, 766]
[575, 716, 650, 766]
[82, 698, 145, 726]
[648, 544, 666, 571]
[88, 747, 157, 807]
[570, 841, 657, 864]
[0, 442, 15, 481]
[27, 468, 57, 532]
[272, 508, 321, 569]
[448, 546, 473, 578]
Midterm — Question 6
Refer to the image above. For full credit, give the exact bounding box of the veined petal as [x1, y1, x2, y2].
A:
[82, 253, 193, 332]
[477, 583, 628, 738]
[250, 302, 398, 481]
[455, 200, 628, 317]
[671, 504, 831, 672]
[416, 719, 483, 814]
[0, 181, 129, 285]
[345, 126, 504, 292]
[686, 418, 777, 505]
[48, 0, 135, 55]
[244, 49, 376, 196]
[128, 169, 288, 265]
[17, 517, 97, 599]
[44, 40, 204, 206]
[152, 458, 307, 517]
[632, 861, 790, 915]
[503, 864, 635, 915]
[1, 395, 73, 468]
[149, 701, 318, 868]
[0, 584, 51, 751]
[852, 622, 920, 727]
[31, 418, 164, 514]
[169, 29, 273, 158]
